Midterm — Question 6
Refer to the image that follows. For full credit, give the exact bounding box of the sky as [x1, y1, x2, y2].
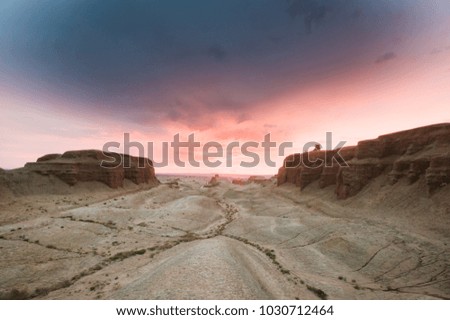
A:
[0, 0, 449, 174]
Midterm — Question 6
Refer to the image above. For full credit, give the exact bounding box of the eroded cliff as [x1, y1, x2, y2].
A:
[24, 150, 159, 188]
[277, 123, 450, 199]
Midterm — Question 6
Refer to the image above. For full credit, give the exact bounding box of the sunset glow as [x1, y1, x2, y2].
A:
[1, 0, 449, 175]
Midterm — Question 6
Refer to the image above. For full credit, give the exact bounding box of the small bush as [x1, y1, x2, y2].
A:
[0, 289, 30, 300]
[109, 249, 146, 261]
[264, 250, 276, 260]
[106, 220, 116, 227]
[34, 287, 49, 296]
[307, 285, 328, 300]
[134, 249, 146, 255]
[280, 268, 290, 274]
[92, 264, 102, 271]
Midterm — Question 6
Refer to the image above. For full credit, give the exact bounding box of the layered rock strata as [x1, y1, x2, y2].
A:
[277, 123, 450, 198]
[25, 150, 159, 188]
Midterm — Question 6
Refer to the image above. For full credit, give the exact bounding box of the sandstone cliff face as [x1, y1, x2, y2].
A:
[277, 123, 450, 199]
[25, 150, 159, 188]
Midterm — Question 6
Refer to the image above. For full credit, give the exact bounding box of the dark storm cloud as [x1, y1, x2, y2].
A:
[375, 52, 397, 64]
[0, 0, 433, 128]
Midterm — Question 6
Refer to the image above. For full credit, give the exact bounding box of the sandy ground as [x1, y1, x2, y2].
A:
[0, 175, 448, 300]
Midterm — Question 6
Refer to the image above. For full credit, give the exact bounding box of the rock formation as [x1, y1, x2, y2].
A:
[231, 176, 274, 186]
[24, 150, 159, 188]
[277, 123, 450, 198]
[204, 174, 220, 187]
[231, 178, 246, 185]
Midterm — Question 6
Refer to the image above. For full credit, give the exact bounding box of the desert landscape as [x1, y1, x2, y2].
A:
[0, 124, 449, 300]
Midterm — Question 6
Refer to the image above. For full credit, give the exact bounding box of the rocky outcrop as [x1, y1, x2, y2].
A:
[204, 174, 220, 187]
[231, 178, 246, 185]
[278, 123, 450, 199]
[24, 150, 159, 188]
[426, 155, 450, 192]
[247, 176, 273, 185]
[277, 148, 354, 190]
[231, 176, 274, 186]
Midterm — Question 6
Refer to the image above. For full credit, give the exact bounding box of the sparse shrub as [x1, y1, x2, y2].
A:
[109, 249, 146, 262]
[181, 232, 198, 242]
[50, 280, 71, 292]
[34, 287, 49, 296]
[0, 289, 30, 300]
[109, 252, 126, 261]
[264, 250, 276, 260]
[92, 264, 102, 271]
[159, 242, 173, 250]
[280, 269, 290, 274]
[306, 285, 328, 300]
